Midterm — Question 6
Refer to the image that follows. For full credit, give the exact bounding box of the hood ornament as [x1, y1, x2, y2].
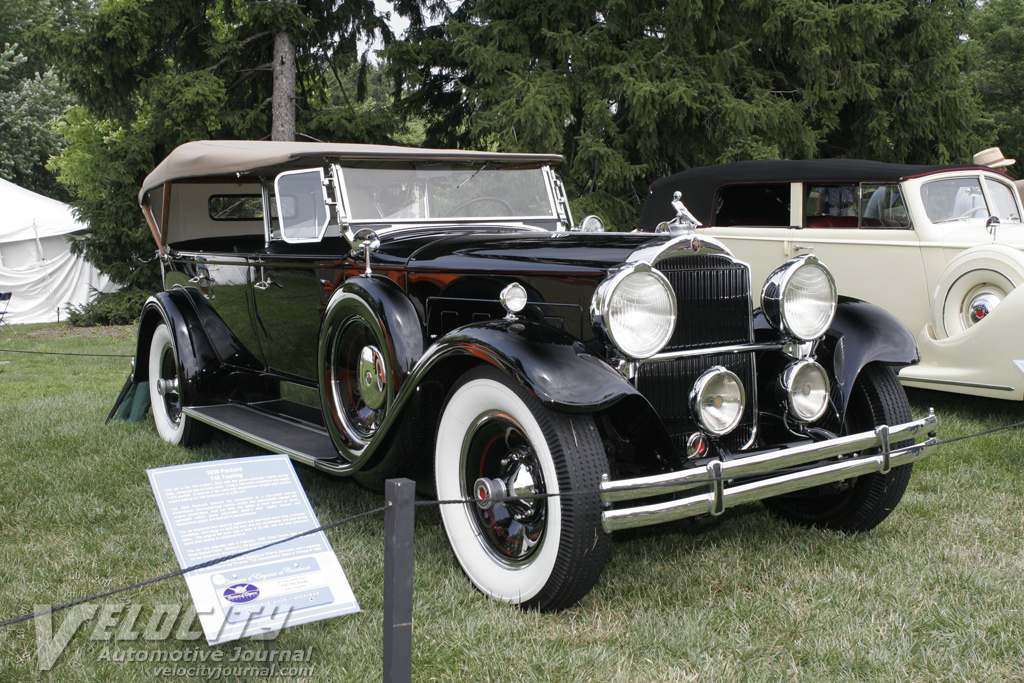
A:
[656, 191, 702, 236]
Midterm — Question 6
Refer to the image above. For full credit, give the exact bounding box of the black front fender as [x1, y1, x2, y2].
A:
[819, 297, 919, 415]
[134, 288, 267, 406]
[422, 319, 644, 411]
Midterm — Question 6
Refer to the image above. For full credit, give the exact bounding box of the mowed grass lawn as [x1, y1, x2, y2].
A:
[1, 323, 1023, 682]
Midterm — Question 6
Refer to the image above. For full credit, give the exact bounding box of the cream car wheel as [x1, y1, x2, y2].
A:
[434, 366, 610, 611]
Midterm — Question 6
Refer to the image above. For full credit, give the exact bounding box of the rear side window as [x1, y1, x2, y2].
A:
[861, 184, 910, 228]
[805, 183, 910, 228]
[209, 195, 263, 221]
[713, 183, 790, 226]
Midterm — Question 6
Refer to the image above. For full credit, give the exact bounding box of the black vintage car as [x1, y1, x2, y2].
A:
[123, 140, 937, 610]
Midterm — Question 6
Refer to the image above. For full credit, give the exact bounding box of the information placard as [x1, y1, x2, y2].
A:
[148, 454, 359, 645]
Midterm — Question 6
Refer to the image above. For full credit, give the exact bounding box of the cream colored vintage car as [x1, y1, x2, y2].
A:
[640, 159, 1024, 400]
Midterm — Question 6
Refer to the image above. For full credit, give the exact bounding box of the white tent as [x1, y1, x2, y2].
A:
[0, 178, 114, 323]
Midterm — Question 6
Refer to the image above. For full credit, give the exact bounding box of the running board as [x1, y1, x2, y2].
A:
[183, 404, 350, 475]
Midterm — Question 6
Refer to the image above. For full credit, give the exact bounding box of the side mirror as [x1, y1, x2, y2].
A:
[350, 228, 380, 276]
[987, 215, 1000, 242]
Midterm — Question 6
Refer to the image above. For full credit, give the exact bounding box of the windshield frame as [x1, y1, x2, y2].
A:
[332, 161, 565, 230]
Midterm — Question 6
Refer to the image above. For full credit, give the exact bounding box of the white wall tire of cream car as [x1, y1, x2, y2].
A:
[930, 245, 1024, 339]
[434, 366, 610, 611]
[148, 322, 210, 447]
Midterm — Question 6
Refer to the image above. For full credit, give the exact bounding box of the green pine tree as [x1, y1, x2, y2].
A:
[390, 0, 981, 228]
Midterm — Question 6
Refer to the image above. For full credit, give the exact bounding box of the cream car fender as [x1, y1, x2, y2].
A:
[903, 284, 1024, 400]
[929, 244, 1024, 339]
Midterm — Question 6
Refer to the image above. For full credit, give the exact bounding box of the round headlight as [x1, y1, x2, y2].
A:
[690, 367, 745, 436]
[592, 265, 677, 359]
[761, 255, 837, 341]
[781, 360, 830, 423]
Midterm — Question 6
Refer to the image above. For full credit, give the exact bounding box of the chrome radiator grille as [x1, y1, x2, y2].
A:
[636, 253, 757, 454]
[657, 254, 752, 350]
[636, 351, 757, 454]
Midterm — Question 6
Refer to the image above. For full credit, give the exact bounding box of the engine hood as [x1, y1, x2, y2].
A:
[394, 229, 678, 275]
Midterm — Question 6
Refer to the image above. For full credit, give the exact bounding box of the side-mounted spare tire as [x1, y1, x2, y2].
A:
[930, 245, 1024, 339]
[434, 366, 611, 611]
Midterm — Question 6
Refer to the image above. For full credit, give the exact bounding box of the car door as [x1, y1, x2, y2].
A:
[249, 169, 334, 383]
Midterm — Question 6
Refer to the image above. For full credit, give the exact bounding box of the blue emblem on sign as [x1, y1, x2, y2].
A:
[223, 583, 260, 603]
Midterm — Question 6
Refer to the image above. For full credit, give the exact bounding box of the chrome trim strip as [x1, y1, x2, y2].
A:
[639, 342, 782, 364]
[898, 375, 1016, 392]
[600, 412, 936, 504]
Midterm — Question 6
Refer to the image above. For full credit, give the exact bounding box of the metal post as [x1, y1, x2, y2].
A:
[383, 478, 414, 683]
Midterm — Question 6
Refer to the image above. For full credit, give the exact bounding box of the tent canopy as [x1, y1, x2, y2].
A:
[0, 178, 113, 323]
[0, 177, 88, 243]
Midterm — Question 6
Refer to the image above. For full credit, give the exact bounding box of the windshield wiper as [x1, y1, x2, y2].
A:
[456, 162, 489, 189]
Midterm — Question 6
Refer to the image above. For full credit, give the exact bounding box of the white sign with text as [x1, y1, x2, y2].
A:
[148, 454, 359, 645]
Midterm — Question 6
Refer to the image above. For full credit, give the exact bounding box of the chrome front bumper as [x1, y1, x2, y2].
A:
[600, 410, 938, 532]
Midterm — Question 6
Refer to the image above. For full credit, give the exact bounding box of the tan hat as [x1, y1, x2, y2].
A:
[974, 147, 1016, 168]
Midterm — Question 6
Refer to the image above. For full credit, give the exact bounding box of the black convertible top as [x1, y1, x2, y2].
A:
[639, 159, 987, 229]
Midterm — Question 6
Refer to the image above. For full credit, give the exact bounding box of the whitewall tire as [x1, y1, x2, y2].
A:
[148, 322, 209, 447]
[434, 366, 610, 610]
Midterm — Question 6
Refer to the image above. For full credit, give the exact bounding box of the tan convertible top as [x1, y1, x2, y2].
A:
[139, 140, 563, 205]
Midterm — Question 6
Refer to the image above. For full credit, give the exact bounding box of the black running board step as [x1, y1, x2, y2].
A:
[183, 404, 347, 471]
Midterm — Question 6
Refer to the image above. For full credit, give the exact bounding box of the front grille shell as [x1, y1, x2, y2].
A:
[632, 248, 757, 454]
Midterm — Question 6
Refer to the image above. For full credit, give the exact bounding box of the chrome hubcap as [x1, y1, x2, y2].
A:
[967, 292, 1001, 325]
[357, 345, 387, 410]
[464, 417, 547, 563]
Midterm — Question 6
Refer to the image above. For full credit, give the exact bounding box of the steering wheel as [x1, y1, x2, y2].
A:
[958, 205, 990, 219]
[446, 196, 515, 217]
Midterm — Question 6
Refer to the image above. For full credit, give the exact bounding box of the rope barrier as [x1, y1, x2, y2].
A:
[0, 348, 134, 358]
[1, 336, 1021, 629]
[2, 415, 1022, 629]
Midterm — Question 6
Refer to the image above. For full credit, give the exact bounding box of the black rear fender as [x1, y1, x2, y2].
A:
[134, 288, 268, 406]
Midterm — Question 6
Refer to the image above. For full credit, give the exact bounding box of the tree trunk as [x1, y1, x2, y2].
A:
[271, 2, 297, 142]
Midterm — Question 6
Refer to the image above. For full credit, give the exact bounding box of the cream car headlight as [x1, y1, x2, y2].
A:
[690, 367, 745, 436]
[761, 255, 837, 341]
[780, 359, 830, 423]
[591, 264, 677, 359]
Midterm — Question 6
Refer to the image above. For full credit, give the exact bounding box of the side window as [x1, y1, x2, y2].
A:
[861, 184, 910, 228]
[985, 178, 1021, 222]
[805, 185, 858, 228]
[713, 183, 790, 226]
[921, 178, 985, 223]
[273, 168, 330, 243]
[209, 195, 263, 220]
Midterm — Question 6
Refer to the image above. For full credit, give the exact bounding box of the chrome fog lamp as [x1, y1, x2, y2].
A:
[592, 264, 677, 359]
[780, 359, 830, 423]
[690, 367, 745, 436]
[761, 255, 837, 341]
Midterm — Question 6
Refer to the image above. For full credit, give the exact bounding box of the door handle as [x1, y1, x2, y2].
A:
[793, 244, 814, 251]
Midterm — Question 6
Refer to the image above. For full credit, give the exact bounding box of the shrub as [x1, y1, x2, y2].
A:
[66, 288, 150, 326]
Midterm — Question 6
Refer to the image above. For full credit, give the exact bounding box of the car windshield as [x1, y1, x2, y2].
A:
[921, 177, 1022, 224]
[339, 164, 557, 222]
